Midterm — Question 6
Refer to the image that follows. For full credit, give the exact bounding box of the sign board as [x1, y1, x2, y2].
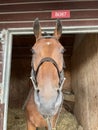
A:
[51, 10, 70, 18]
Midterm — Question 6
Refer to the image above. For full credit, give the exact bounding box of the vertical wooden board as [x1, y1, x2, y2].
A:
[87, 34, 98, 130]
[0, 104, 4, 130]
[0, 41, 4, 83]
[0, 39, 4, 103]
[72, 34, 98, 130]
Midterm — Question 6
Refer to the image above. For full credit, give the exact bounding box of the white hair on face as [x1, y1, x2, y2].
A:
[46, 42, 52, 45]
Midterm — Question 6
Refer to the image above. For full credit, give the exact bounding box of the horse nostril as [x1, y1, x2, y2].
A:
[57, 89, 60, 94]
[37, 89, 40, 93]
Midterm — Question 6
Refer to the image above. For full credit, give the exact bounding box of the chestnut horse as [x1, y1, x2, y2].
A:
[24, 18, 66, 130]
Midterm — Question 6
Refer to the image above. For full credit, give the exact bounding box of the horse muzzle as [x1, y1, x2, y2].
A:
[34, 89, 63, 117]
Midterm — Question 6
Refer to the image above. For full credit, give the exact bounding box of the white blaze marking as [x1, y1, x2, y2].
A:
[46, 42, 51, 45]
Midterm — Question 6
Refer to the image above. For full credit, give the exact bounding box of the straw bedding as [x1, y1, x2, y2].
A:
[7, 107, 82, 130]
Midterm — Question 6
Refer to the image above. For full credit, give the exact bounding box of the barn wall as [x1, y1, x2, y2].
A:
[0, 31, 6, 130]
[0, 104, 4, 130]
[72, 34, 98, 130]
[0, 0, 98, 29]
[0, 38, 5, 84]
[0, 42, 4, 130]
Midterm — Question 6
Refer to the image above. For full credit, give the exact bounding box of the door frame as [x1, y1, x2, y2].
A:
[2, 25, 98, 130]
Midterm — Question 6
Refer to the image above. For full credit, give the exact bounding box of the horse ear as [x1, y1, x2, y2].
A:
[54, 19, 62, 39]
[33, 18, 42, 40]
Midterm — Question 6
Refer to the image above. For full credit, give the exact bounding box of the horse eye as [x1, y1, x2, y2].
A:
[61, 48, 66, 54]
[37, 89, 40, 93]
[57, 89, 60, 94]
[31, 49, 35, 54]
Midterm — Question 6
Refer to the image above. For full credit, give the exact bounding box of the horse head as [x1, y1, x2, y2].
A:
[30, 18, 66, 118]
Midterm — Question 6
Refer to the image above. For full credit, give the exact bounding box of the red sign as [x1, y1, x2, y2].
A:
[51, 10, 70, 18]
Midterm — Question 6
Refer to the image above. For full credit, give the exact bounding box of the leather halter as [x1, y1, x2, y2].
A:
[31, 57, 64, 88]
[31, 35, 65, 88]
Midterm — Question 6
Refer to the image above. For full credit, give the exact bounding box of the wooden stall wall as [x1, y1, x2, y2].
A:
[72, 34, 98, 130]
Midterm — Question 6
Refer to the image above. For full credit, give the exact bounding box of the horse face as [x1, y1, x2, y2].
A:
[32, 38, 64, 71]
[31, 18, 65, 117]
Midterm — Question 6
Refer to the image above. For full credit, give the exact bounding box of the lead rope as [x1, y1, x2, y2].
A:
[45, 98, 63, 130]
[46, 117, 52, 130]
[46, 105, 62, 130]
[52, 78, 65, 129]
[46, 76, 65, 130]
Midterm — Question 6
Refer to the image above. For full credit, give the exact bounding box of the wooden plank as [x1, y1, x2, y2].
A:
[0, 42, 3, 51]
[63, 90, 75, 102]
[63, 93, 75, 102]
[0, 10, 98, 22]
[0, 0, 66, 4]
[0, 1, 98, 13]
[0, 63, 3, 73]
[0, 52, 3, 62]
[0, 104, 4, 130]
[1, 0, 93, 4]
[0, 44, 3, 76]
[0, 19, 98, 30]
[0, 74, 2, 83]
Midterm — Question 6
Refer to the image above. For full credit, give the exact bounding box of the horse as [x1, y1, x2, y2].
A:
[24, 18, 66, 130]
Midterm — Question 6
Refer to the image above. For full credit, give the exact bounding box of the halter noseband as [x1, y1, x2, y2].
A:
[30, 57, 65, 90]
